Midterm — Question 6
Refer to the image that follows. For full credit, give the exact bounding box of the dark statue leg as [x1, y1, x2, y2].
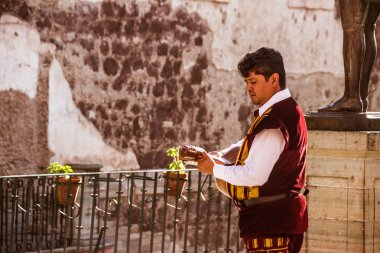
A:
[360, 3, 380, 112]
[318, 26, 364, 112]
[319, 0, 366, 112]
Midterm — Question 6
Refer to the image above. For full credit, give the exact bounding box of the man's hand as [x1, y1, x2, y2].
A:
[208, 151, 223, 157]
[197, 151, 215, 175]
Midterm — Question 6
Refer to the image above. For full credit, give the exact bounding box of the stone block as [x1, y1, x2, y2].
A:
[308, 131, 374, 151]
[305, 219, 363, 252]
[308, 131, 346, 150]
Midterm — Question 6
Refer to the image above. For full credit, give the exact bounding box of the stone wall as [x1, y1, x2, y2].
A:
[0, 0, 380, 174]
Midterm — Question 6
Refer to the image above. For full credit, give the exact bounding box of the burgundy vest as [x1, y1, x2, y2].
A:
[238, 97, 308, 236]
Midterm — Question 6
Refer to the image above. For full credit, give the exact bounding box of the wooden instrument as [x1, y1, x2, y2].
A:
[178, 145, 240, 198]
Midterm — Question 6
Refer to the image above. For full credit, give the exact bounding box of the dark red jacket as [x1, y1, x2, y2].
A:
[238, 97, 308, 236]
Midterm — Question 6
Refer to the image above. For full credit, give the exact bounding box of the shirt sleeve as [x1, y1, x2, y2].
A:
[213, 128, 285, 186]
[219, 139, 244, 155]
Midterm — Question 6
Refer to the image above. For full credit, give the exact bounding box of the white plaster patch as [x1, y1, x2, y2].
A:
[171, 0, 343, 76]
[0, 14, 39, 99]
[48, 59, 140, 171]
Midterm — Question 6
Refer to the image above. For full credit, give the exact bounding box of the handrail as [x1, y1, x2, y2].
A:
[0, 168, 198, 179]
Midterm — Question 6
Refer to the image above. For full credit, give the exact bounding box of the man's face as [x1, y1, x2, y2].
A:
[244, 71, 278, 106]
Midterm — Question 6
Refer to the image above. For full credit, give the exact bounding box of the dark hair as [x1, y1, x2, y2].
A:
[237, 47, 286, 89]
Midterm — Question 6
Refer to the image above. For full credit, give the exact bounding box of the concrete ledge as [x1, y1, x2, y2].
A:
[305, 112, 380, 131]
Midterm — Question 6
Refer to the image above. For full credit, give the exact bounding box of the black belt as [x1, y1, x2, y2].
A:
[235, 193, 288, 208]
[234, 188, 309, 209]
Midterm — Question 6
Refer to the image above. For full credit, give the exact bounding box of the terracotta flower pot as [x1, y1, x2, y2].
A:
[56, 176, 81, 206]
[163, 172, 187, 198]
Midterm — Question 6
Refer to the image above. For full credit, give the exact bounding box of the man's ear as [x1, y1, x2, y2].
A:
[271, 73, 280, 88]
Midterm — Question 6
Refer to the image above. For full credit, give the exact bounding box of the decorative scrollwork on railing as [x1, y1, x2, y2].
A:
[16, 203, 42, 215]
[96, 198, 118, 215]
[57, 203, 81, 219]
[165, 195, 188, 209]
[124, 173, 161, 210]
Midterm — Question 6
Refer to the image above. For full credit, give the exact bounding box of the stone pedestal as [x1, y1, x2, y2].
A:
[303, 131, 380, 253]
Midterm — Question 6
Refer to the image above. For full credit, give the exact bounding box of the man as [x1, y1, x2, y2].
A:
[197, 47, 308, 253]
[319, 0, 380, 112]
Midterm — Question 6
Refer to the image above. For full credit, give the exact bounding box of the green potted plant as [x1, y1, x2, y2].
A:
[47, 162, 81, 206]
[163, 147, 188, 197]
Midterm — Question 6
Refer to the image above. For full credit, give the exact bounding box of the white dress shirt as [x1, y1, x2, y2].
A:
[213, 89, 291, 186]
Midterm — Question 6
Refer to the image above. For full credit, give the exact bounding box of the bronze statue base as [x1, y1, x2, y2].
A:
[305, 112, 380, 131]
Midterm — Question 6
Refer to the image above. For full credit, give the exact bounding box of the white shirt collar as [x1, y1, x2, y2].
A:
[258, 88, 291, 116]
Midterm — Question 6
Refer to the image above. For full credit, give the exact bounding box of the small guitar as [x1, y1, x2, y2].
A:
[178, 145, 240, 198]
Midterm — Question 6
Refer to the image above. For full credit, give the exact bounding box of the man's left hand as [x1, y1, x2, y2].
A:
[197, 152, 215, 175]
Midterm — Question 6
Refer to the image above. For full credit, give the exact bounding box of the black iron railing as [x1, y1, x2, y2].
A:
[0, 169, 243, 253]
